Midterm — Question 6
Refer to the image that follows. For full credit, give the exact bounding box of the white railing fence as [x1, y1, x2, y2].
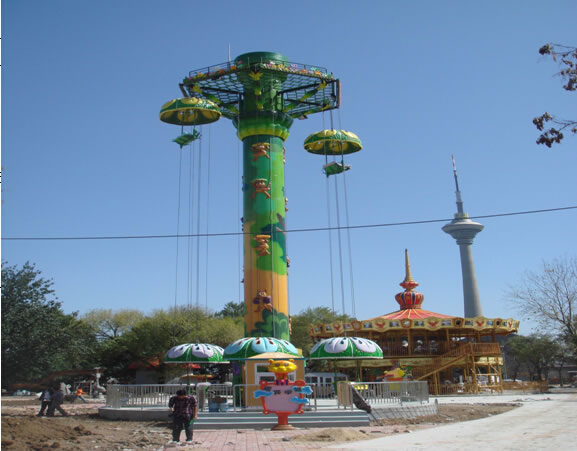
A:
[308, 383, 336, 399]
[339, 381, 429, 410]
[106, 384, 192, 409]
[105, 381, 429, 411]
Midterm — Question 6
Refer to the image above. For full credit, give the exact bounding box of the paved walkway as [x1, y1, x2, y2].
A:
[331, 393, 577, 450]
[168, 428, 331, 450]
[165, 393, 576, 450]
[165, 424, 404, 450]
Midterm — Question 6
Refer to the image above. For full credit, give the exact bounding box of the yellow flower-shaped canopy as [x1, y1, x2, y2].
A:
[304, 129, 362, 155]
[159, 97, 221, 126]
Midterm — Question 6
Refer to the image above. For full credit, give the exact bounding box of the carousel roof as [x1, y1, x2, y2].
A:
[308, 250, 520, 336]
[369, 308, 454, 321]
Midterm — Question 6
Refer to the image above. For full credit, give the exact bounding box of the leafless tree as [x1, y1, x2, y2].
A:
[508, 256, 577, 349]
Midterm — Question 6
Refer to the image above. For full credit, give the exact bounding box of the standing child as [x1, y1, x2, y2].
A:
[37, 387, 53, 416]
[168, 389, 198, 443]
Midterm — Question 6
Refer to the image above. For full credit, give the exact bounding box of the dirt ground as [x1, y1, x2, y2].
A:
[1, 397, 518, 450]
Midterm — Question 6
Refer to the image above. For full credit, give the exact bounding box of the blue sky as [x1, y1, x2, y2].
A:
[2, 1, 576, 336]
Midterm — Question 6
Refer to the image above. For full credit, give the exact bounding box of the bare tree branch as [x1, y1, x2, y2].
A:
[534, 43, 576, 147]
[507, 256, 577, 348]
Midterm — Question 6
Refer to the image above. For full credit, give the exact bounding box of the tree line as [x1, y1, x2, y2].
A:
[503, 334, 574, 385]
[1, 261, 350, 388]
[2, 256, 575, 388]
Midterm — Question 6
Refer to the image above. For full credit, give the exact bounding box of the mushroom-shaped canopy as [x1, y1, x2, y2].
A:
[304, 130, 362, 155]
[309, 337, 383, 360]
[160, 98, 221, 126]
[223, 337, 299, 361]
[165, 343, 228, 363]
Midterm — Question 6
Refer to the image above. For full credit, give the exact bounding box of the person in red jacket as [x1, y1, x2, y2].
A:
[72, 387, 88, 404]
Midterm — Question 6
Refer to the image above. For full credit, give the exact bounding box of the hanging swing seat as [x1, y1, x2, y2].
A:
[173, 130, 201, 148]
[304, 129, 362, 155]
[323, 161, 351, 176]
[159, 97, 222, 126]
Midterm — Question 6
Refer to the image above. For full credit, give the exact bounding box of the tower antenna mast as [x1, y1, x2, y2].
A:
[452, 154, 464, 216]
[442, 157, 484, 317]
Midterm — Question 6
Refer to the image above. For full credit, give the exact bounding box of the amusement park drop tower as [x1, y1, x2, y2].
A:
[160, 52, 344, 341]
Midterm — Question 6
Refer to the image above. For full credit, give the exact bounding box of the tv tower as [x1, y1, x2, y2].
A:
[442, 156, 484, 317]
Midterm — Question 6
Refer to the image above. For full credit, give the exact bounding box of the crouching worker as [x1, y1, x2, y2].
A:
[168, 389, 198, 443]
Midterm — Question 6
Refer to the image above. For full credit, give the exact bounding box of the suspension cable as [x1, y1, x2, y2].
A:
[236, 98, 242, 306]
[333, 156, 347, 318]
[195, 127, 203, 309]
[327, 111, 347, 318]
[187, 128, 195, 308]
[173, 128, 185, 342]
[342, 173, 356, 317]
[325, 175, 337, 322]
[338, 108, 356, 317]
[323, 112, 336, 325]
[205, 125, 212, 313]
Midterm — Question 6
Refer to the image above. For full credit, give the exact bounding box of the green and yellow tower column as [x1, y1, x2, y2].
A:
[237, 115, 292, 340]
[167, 51, 341, 342]
[234, 52, 293, 341]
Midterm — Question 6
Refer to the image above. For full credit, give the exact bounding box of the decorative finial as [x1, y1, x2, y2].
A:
[400, 249, 419, 291]
[395, 249, 424, 310]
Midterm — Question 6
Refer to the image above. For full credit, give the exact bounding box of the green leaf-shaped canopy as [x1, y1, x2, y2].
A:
[165, 343, 228, 364]
[223, 337, 299, 361]
[309, 337, 383, 360]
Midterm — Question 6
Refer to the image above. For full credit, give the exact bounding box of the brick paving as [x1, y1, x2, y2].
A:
[164, 426, 402, 450]
[198, 429, 324, 450]
[166, 428, 316, 450]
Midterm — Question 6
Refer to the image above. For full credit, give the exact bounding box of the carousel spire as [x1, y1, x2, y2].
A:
[400, 248, 419, 291]
[395, 249, 425, 310]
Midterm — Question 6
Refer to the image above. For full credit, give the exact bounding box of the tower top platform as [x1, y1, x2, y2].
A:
[178, 51, 340, 120]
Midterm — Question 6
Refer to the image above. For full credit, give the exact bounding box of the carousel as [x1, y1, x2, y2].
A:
[308, 250, 520, 395]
